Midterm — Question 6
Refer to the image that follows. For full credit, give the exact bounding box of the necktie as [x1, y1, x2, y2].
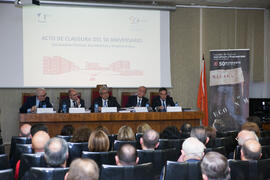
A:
[138, 99, 142, 107]
[73, 101, 77, 108]
[104, 100, 107, 107]
[162, 100, 166, 111]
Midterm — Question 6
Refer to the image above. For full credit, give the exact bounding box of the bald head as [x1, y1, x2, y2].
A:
[116, 144, 138, 166]
[141, 129, 159, 150]
[32, 131, 50, 153]
[237, 130, 259, 146]
[241, 139, 262, 161]
[66, 158, 99, 180]
[20, 124, 31, 137]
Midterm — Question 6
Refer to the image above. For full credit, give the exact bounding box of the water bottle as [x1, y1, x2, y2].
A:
[42, 104, 46, 108]
[175, 102, 179, 107]
[94, 103, 99, 113]
[146, 103, 149, 112]
[62, 103, 67, 113]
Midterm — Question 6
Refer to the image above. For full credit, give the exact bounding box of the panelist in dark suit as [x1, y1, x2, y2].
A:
[152, 87, 175, 112]
[20, 88, 53, 113]
[58, 89, 85, 113]
[90, 86, 120, 112]
[126, 86, 149, 107]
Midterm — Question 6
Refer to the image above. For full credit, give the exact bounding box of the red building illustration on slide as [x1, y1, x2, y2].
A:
[43, 56, 80, 74]
[43, 56, 143, 76]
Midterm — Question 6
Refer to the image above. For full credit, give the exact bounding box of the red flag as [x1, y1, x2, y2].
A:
[197, 55, 208, 126]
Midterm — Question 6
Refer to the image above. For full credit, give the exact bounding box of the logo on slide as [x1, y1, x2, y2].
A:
[37, 13, 47, 23]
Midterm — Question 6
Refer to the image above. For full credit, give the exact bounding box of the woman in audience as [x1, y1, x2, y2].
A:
[117, 125, 135, 141]
[160, 126, 181, 139]
[60, 125, 74, 136]
[88, 130, 110, 152]
[205, 126, 216, 148]
[137, 123, 152, 134]
[95, 126, 110, 135]
[241, 122, 261, 137]
[70, 127, 91, 142]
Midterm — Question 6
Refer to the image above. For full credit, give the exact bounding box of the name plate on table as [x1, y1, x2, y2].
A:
[166, 106, 182, 112]
[37, 108, 54, 114]
[69, 108, 85, 113]
[134, 107, 148, 112]
[101, 107, 117, 113]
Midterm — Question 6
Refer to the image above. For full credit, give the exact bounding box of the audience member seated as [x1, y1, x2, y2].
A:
[201, 152, 231, 180]
[180, 123, 192, 139]
[246, 116, 262, 130]
[70, 127, 91, 143]
[177, 137, 205, 163]
[117, 126, 135, 141]
[205, 126, 216, 148]
[241, 122, 261, 137]
[152, 87, 175, 112]
[59, 89, 85, 113]
[212, 119, 226, 137]
[190, 126, 209, 145]
[95, 126, 110, 135]
[64, 158, 99, 180]
[60, 125, 74, 136]
[19, 124, 32, 138]
[20, 88, 53, 113]
[30, 124, 49, 138]
[90, 86, 120, 112]
[88, 130, 110, 152]
[136, 123, 152, 134]
[160, 126, 181, 139]
[115, 144, 139, 166]
[241, 139, 262, 161]
[44, 137, 69, 168]
[17, 131, 50, 180]
[140, 130, 159, 150]
[126, 86, 149, 107]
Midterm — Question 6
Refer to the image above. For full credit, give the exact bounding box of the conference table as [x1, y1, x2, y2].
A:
[20, 111, 203, 137]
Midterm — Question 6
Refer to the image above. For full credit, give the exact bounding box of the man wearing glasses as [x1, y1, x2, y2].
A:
[90, 86, 120, 112]
[20, 88, 53, 113]
[58, 89, 85, 113]
[152, 87, 175, 112]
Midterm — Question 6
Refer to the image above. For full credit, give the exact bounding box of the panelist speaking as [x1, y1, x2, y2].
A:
[126, 86, 149, 107]
[152, 87, 175, 112]
[90, 86, 120, 112]
[19, 88, 53, 113]
[59, 89, 85, 113]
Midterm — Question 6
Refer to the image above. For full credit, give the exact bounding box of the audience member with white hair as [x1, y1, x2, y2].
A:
[177, 137, 206, 163]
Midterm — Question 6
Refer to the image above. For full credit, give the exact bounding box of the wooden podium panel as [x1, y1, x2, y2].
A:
[20, 112, 202, 137]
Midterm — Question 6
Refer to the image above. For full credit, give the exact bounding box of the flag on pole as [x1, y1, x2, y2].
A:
[197, 55, 209, 126]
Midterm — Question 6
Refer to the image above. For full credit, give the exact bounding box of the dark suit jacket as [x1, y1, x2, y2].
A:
[151, 96, 175, 111]
[58, 98, 85, 113]
[126, 95, 149, 107]
[90, 96, 121, 112]
[19, 96, 53, 113]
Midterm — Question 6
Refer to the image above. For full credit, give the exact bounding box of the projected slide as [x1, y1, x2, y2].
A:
[23, 6, 171, 87]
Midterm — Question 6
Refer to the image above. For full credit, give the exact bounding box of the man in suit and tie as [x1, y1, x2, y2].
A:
[20, 88, 53, 113]
[126, 86, 149, 107]
[59, 89, 85, 113]
[152, 87, 175, 112]
[91, 86, 120, 112]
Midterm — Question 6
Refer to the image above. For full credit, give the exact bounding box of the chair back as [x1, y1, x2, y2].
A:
[56, 135, 72, 142]
[0, 154, 9, 170]
[121, 92, 136, 107]
[21, 93, 35, 105]
[100, 163, 154, 180]
[137, 148, 176, 177]
[108, 134, 117, 151]
[113, 140, 138, 151]
[258, 158, 270, 179]
[67, 142, 88, 166]
[261, 145, 270, 159]
[164, 161, 202, 180]
[9, 136, 31, 160]
[81, 151, 117, 167]
[0, 144, 5, 154]
[259, 137, 270, 146]
[19, 153, 47, 180]
[205, 146, 226, 156]
[228, 159, 262, 180]
[150, 92, 159, 106]
[234, 145, 241, 160]
[29, 167, 69, 180]
[157, 139, 184, 159]
[0, 169, 14, 180]
[261, 130, 270, 137]
[12, 144, 33, 169]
